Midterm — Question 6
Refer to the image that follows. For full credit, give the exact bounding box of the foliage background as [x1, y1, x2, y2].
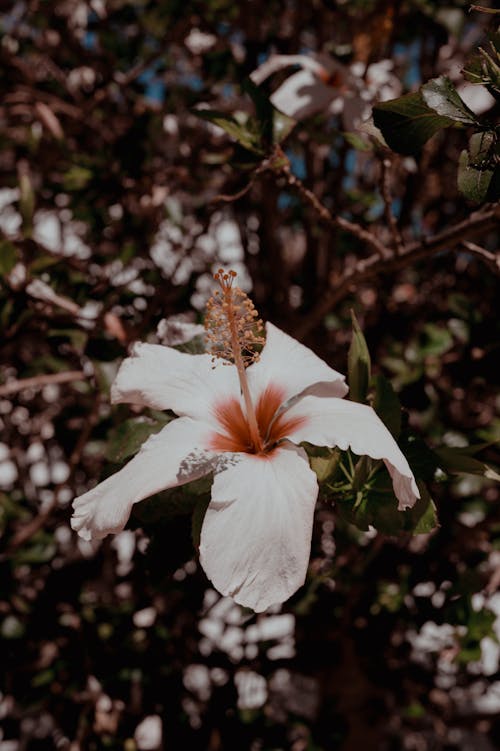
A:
[1, 1, 499, 749]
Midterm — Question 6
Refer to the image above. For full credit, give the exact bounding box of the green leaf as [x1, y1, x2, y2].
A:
[421, 323, 454, 356]
[132, 486, 198, 525]
[434, 445, 500, 481]
[309, 447, 342, 483]
[0, 240, 19, 276]
[272, 109, 296, 145]
[342, 131, 373, 152]
[457, 131, 499, 202]
[242, 78, 296, 146]
[348, 311, 371, 403]
[373, 92, 456, 156]
[19, 172, 35, 236]
[47, 328, 88, 352]
[13, 533, 57, 564]
[412, 482, 439, 535]
[194, 109, 264, 154]
[105, 416, 172, 463]
[372, 374, 402, 439]
[399, 433, 441, 482]
[421, 76, 479, 125]
[63, 165, 93, 191]
[173, 334, 206, 355]
[335, 478, 438, 536]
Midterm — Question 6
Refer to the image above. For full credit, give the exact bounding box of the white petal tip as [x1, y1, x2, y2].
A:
[71, 487, 130, 541]
[395, 475, 420, 511]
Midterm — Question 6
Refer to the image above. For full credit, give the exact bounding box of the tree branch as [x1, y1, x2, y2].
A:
[380, 157, 404, 254]
[0, 370, 88, 397]
[294, 203, 500, 339]
[276, 157, 389, 258]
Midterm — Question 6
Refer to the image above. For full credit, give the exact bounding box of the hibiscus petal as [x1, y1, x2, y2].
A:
[247, 323, 348, 406]
[71, 417, 215, 541]
[111, 343, 240, 423]
[284, 396, 419, 510]
[199, 443, 318, 612]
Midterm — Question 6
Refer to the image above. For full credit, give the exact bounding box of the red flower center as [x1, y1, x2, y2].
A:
[208, 385, 306, 455]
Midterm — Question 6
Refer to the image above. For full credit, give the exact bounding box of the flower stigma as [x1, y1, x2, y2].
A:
[205, 269, 266, 454]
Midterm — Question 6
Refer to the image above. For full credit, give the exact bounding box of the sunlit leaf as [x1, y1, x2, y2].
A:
[193, 109, 264, 154]
[309, 447, 342, 483]
[373, 92, 456, 156]
[421, 76, 479, 125]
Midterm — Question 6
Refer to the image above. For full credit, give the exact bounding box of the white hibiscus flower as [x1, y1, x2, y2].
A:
[71, 270, 418, 612]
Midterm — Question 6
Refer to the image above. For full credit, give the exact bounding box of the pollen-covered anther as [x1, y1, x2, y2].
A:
[204, 269, 265, 367]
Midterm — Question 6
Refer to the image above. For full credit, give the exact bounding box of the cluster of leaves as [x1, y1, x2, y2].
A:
[309, 314, 499, 537]
[374, 23, 500, 202]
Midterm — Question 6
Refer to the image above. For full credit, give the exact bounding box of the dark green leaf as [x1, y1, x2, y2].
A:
[193, 109, 264, 154]
[435, 446, 500, 481]
[457, 131, 498, 202]
[421, 76, 479, 125]
[242, 78, 296, 145]
[399, 433, 441, 482]
[47, 328, 88, 352]
[335, 478, 438, 536]
[132, 485, 199, 526]
[372, 374, 402, 439]
[373, 92, 455, 156]
[63, 165, 93, 191]
[173, 334, 206, 355]
[412, 482, 439, 535]
[13, 533, 57, 564]
[0, 240, 19, 276]
[105, 416, 172, 463]
[421, 323, 454, 356]
[19, 173, 35, 236]
[348, 311, 371, 403]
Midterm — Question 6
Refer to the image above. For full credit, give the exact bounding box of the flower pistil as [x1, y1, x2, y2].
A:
[205, 269, 265, 453]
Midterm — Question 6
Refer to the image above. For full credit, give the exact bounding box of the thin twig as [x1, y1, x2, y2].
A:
[380, 158, 404, 254]
[461, 240, 500, 275]
[0, 370, 88, 397]
[276, 157, 389, 258]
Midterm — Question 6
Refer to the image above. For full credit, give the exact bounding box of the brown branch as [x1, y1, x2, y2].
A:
[276, 157, 389, 259]
[461, 240, 500, 275]
[0, 370, 88, 397]
[294, 204, 500, 340]
[380, 158, 404, 254]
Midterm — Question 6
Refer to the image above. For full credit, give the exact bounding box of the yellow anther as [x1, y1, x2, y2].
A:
[205, 269, 265, 367]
